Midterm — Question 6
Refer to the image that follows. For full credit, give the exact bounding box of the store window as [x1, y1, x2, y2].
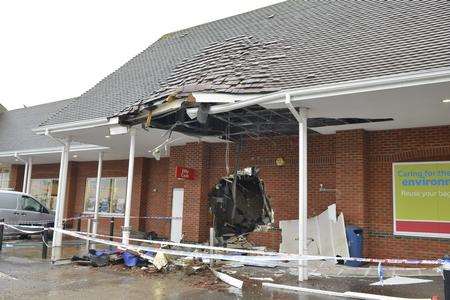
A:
[0, 166, 10, 189]
[30, 179, 59, 210]
[84, 177, 127, 215]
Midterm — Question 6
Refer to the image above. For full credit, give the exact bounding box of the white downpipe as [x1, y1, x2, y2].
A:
[51, 138, 71, 262]
[123, 128, 136, 245]
[92, 152, 103, 239]
[26, 157, 33, 194]
[22, 162, 28, 193]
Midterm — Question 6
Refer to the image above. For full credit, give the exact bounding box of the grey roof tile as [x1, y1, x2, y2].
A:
[40, 0, 450, 126]
[0, 98, 79, 152]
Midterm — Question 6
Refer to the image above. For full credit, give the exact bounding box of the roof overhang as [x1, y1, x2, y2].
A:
[33, 117, 118, 135]
[27, 67, 450, 160]
[0, 144, 110, 164]
[117, 67, 450, 137]
[192, 67, 450, 116]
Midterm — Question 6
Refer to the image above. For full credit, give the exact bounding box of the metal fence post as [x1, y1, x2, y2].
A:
[0, 218, 4, 252]
[41, 226, 49, 259]
[86, 218, 91, 251]
[209, 227, 214, 268]
[109, 217, 115, 250]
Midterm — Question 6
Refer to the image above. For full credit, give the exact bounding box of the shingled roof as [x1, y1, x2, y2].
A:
[0, 99, 78, 153]
[40, 0, 450, 126]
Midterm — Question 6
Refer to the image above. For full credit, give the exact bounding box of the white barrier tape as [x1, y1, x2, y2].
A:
[79, 231, 444, 265]
[56, 228, 444, 266]
[1, 223, 47, 234]
[63, 215, 180, 221]
[56, 228, 287, 264]
[83, 231, 281, 257]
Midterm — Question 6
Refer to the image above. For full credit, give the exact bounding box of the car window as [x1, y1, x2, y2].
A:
[0, 193, 18, 209]
[20, 196, 43, 212]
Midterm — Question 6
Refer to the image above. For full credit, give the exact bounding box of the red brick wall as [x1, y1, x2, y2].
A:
[167, 142, 211, 243]
[9, 164, 24, 191]
[142, 157, 171, 237]
[335, 130, 368, 229]
[365, 126, 450, 259]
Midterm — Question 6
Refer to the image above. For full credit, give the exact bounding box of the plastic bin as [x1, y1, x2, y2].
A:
[345, 225, 363, 267]
[123, 252, 141, 267]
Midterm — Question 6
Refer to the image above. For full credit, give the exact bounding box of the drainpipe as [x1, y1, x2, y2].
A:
[26, 157, 33, 194]
[92, 151, 103, 245]
[285, 94, 308, 282]
[123, 128, 136, 245]
[14, 153, 28, 193]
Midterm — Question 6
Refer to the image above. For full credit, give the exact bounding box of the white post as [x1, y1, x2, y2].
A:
[298, 107, 308, 281]
[22, 161, 28, 193]
[122, 128, 136, 245]
[92, 152, 103, 246]
[51, 139, 71, 262]
[26, 157, 33, 194]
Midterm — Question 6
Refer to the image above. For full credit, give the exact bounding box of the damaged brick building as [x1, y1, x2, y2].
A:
[1, 0, 449, 261]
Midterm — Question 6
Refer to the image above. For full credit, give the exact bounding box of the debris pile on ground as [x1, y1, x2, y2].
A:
[279, 203, 349, 260]
[224, 235, 253, 249]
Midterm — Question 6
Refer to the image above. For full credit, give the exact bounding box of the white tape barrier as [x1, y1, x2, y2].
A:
[63, 215, 180, 221]
[56, 228, 300, 264]
[55, 228, 445, 266]
[0, 222, 443, 267]
[1, 223, 47, 234]
[262, 282, 430, 300]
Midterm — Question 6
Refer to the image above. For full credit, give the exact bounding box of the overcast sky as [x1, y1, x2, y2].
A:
[0, 0, 281, 110]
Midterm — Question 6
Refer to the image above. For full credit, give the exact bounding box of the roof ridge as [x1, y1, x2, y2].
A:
[7, 97, 77, 113]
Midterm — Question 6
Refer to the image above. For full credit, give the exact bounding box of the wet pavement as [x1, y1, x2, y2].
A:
[0, 240, 445, 299]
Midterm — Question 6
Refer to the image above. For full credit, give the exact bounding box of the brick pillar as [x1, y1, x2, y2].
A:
[131, 157, 146, 232]
[9, 164, 25, 191]
[65, 162, 78, 218]
[335, 129, 368, 228]
[168, 142, 210, 243]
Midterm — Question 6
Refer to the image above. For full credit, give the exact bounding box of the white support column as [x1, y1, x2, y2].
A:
[298, 107, 308, 281]
[51, 139, 71, 262]
[92, 152, 103, 240]
[284, 94, 308, 281]
[122, 128, 136, 245]
[22, 161, 28, 193]
[26, 157, 33, 194]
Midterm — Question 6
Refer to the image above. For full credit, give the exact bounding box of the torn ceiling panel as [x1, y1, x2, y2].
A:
[120, 97, 393, 139]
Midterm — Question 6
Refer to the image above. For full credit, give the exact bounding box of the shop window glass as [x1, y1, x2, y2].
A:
[30, 179, 58, 210]
[84, 177, 126, 215]
[0, 166, 10, 189]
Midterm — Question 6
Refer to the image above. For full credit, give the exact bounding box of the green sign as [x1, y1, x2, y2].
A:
[393, 161, 450, 238]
